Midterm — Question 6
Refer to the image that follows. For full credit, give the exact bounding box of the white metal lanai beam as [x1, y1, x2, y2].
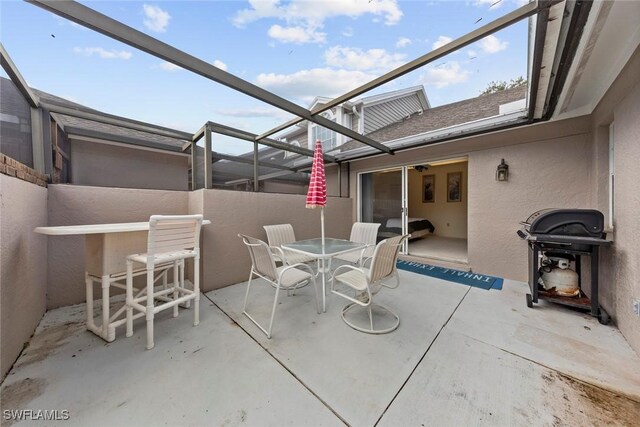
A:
[187, 121, 336, 163]
[26, 0, 391, 154]
[256, 0, 561, 141]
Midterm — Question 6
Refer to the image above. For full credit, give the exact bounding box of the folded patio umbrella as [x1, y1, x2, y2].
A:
[305, 140, 327, 249]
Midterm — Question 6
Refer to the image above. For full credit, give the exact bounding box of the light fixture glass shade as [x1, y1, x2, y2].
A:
[496, 159, 509, 181]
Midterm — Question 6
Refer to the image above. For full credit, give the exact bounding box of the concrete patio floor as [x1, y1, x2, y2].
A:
[2, 268, 640, 426]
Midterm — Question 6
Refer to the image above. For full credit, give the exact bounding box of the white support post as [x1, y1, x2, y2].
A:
[101, 275, 110, 340]
[85, 273, 95, 330]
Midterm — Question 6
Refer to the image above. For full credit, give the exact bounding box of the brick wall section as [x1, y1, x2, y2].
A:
[0, 154, 48, 187]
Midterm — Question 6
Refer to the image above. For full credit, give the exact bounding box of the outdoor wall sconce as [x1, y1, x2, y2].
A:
[496, 159, 509, 181]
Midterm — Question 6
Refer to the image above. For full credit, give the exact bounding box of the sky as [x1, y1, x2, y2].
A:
[0, 0, 530, 154]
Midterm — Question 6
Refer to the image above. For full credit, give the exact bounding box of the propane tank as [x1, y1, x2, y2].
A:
[538, 255, 579, 296]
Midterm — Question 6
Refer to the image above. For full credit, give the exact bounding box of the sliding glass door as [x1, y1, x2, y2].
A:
[358, 167, 408, 252]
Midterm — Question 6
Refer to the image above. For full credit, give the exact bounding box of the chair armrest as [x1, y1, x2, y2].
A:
[270, 246, 287, 263]
[331, 264, 371, 306]
[278, 262, 315, 282]
[332, 263, 366, 278]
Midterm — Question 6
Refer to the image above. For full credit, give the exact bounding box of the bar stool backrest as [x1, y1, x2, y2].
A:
[147, 215, 203, 259]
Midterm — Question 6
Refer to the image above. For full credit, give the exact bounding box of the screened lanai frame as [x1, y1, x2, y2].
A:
[11, 0, 568, 191]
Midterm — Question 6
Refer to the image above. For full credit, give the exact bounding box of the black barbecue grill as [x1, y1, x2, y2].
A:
[517, 209, 612, 324]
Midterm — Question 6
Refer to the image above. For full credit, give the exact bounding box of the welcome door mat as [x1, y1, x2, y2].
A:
[396, 260, 503, 290]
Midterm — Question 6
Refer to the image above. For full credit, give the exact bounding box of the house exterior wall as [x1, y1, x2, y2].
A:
[70, 139, 189, 191]
[408, 162, 468, 239]
[281, 127, 308, 149]
[348, 45, 640, 355]
[46, 185, 188, 308]
[349, 116, 593, 282]
[188, 189, 353, 292]
[592, 44, 640, 355]
[465, 133, 592, 280]
[363, 94, 423, 134]
[1, 175, 48, 379]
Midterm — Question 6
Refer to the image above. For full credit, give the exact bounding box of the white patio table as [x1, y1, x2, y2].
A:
[282, 237, 366, 312]
[34, 220, 210, 342]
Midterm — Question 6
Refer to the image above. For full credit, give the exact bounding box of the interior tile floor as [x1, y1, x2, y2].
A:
[408, 235, 468, 263]
[2, 268, 639, 426]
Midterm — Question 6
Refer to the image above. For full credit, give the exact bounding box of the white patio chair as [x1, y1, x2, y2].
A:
[331, 234, 409, 334]
[334, 222, 381, 266]
[263, 224, 316, 266]
[239, 234, 320, 339]
[125, 214, 203, 349]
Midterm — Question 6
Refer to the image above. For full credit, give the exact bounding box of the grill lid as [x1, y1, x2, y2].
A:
[523, 209, 604, 237]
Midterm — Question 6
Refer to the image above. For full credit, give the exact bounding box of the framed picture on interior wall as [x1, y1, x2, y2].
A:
[447, 172, 462, 202]
[422, 174, 435, 203]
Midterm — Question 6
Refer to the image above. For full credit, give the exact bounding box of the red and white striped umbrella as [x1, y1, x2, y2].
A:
[306, 140, 327, 248]
[305, 140, 327, 209]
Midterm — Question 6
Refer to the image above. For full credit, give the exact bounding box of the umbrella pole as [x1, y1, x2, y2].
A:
[320, 206, 326, 312]
[321, 207, 325, 250]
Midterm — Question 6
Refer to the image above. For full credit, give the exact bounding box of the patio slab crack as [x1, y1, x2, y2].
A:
[373, 286, 472, 426]
[201, 291, 350, 426]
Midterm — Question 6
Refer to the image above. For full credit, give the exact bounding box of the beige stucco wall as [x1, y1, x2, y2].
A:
[46, 185, 189, 308]
[70, 139, 189, 191]
[1, 175, 48, 379]
[408, 162, 468, 239]
[607, 80, 640, 355]
[592, 44, 640, 354]
[466, 133, 592, 280]
[191, 189, 353, 292]
[350, 116, 593, 282]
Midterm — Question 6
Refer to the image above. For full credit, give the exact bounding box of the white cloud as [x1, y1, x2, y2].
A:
[324, 46, 405, 72]
[159, 61, 182, 72]
[418, 62, 470, 88]
[396, 37, 412, 48]
[474, 0, 504, 8]
[213, 59, 228, 71]
[233, 0, 402, 44]
[467, 49, 477, 58]
[233, 0, 403, 27]
[267, 25, 326, 44]
[479, 35, 508, 53]
[143, 4, 170, 33]
[432, 36, 453, 50]
[256, 68, 375, 102]
[342, 26, 354, 37]
[73, 47, 132, 60]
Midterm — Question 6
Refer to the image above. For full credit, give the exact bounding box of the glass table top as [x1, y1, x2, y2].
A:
[282, 238, 366, 257]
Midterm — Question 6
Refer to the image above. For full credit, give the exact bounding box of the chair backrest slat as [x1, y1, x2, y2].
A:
[148, 215, 203, 256]
[350, 222, 380, 246]
[369, 235, 409, 283]
[264, 224, 296, 247]
[239, 234, 278, 281]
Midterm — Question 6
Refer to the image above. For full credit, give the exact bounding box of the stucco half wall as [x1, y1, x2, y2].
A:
[46, 185, 189, 308]
[1, 175, 48, 379]
[45, 185, 353, 307]
[189, 189, 353, 292]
